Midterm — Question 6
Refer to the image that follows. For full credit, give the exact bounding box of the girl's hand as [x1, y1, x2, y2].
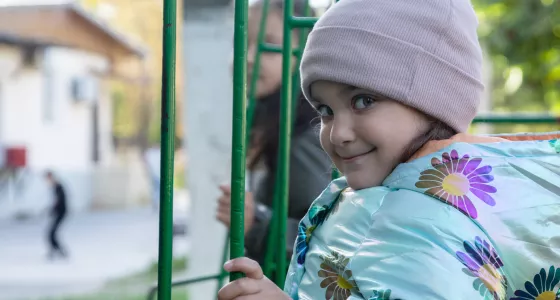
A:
[216, 184, 255, 234]
[218, 257, 291, 300]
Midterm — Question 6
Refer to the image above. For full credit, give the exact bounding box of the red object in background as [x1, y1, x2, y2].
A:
[6, 147, 26, 168]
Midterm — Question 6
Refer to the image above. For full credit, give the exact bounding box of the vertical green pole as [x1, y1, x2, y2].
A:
[246, 0, 270, 142]
[230, 0, 248, 282]
[290, 0, 310, 117]
[263, 179, 279, 278]
[214, 235, 230, 298]
[157, 0, 176, 298]
[276, 0, 293, 288]
[219, 0, 266, 288]
[252, 0, 279, 280]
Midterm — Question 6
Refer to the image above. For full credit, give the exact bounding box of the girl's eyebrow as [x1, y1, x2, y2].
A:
[311, 85, 362, 105]
[308, 94, 323, 105]
[339, 85, 359, 97]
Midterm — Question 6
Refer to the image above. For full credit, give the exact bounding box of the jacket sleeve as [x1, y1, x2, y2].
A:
[245, 129, 331, 263]
[348, 190, 507, 300]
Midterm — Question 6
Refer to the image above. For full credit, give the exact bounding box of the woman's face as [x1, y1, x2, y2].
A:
[246, 6, 296, 99]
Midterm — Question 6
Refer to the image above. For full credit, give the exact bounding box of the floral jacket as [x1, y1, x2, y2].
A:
[284, 132, 560, 300]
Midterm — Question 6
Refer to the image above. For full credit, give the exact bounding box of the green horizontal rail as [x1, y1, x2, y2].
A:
[289, 16, 318, 28]
[472, 114, 560, 124]
[260, 43, 301, 55]
[147, 273, 229, 300]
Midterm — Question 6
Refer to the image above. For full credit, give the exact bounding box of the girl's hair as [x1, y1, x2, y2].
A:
[247, 0, 319, 171]
[399, 118, 457, 163]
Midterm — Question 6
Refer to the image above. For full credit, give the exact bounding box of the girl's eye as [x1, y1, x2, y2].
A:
[352, 95, 376, 110]
[316, 105, 333, 117]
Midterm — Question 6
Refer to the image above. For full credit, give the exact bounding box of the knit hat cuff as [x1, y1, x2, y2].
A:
[300, 26, 483, 132]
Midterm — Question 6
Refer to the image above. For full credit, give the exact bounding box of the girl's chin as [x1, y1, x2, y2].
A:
[345, 172, 384, 190]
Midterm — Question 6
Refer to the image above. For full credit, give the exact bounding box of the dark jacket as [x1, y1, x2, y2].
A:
[51, 182, 67, 217]
[245, 127, 332, 264]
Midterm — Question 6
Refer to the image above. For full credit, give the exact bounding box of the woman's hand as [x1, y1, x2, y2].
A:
[218, 257, 291, 300]
[216, 184, 255, 234]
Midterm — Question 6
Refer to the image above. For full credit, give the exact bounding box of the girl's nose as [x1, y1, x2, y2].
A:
[330, 116, 356, 146]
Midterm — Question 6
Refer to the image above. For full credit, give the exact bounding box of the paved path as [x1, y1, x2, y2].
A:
[0, 208, 188, 300]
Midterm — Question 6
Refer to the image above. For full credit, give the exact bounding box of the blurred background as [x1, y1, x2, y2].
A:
[0, 0, 557, 299]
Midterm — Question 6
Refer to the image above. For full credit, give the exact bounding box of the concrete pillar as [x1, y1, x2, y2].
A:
[182, 2, 233, 299]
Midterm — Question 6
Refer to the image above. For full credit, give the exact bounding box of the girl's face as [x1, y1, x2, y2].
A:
[310, 80, 431, 190]
[247, 6, 296, 99]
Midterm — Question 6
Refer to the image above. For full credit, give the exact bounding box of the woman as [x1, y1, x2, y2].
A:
[216, 0, 331, 265]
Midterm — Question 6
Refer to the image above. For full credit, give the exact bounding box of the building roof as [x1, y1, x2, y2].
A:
[0, 0, 146, 58]
[0, 0, 73, 6]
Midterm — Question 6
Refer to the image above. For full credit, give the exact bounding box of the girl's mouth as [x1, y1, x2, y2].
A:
[340, 148, 376, 162]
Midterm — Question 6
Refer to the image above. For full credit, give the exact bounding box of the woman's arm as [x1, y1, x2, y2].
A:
[245, 129, 331, 263]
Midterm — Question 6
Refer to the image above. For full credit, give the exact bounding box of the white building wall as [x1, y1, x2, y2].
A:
[0, 45, 112, 219]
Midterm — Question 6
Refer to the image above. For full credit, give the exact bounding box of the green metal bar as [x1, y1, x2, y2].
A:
[263, 176, 280, 278]
[264, 0, 310, 282]
[215, 235, 230, 298]
[276, 0, 294, 288]
[290, 0, 311, 120]
[147, 273, 229, 300]
[289, 16, 318, 28]
[256, 0, 278, 279]
[229, 0, 248, 282]
[246, 0, 271, 144]
[157, 0, 177, 298]
[260, 43, 283, 53]
[214, 0, 268, 289]
[472, 114, 560, 124]
[260, 43, 301, 55]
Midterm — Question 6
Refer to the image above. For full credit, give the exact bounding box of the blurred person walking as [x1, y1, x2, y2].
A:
[45, 171, 68, 260]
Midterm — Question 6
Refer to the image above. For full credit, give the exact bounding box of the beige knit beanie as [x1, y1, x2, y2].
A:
[300, 0, 484, 132]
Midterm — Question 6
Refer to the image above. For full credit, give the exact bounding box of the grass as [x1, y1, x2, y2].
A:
[50, 290, 188, 300]
[44, 257, 189, 300]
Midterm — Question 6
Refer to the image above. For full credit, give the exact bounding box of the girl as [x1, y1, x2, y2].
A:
[218, 0, 560, 299]
[216, 0, 332, 265]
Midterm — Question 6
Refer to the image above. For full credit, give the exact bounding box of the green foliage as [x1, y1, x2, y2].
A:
[473, 0, 560, 118]
[112, 88, 139, 139]
[50, 290, 188, 300]
[43, 257, 189, 300]
[148, 97, 163, 145]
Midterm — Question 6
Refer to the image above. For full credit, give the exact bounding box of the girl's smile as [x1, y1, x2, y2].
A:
[338, 147, 377, 163]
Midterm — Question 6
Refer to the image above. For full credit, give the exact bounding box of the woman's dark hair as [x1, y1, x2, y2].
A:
[400, 119, 457, 163]
[247, 0, 319, 172]
[248, 90, 319, 171]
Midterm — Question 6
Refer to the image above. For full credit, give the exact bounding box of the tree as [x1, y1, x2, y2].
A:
[81, 0, 184, 148]
[473, 0, 560, 111]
